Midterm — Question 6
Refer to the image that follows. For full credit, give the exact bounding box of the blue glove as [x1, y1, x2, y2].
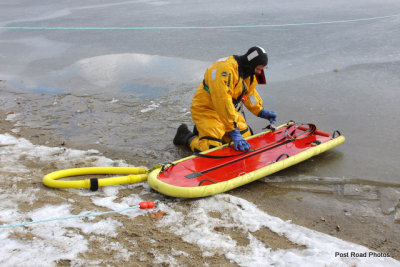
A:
[258, 109, 277, 124]
[229, 129, 250, 151]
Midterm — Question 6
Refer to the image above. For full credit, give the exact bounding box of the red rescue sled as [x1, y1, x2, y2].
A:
[148, 121, 345, 198]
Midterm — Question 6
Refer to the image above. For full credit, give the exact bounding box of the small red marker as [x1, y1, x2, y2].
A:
[139, 201, 155, 209]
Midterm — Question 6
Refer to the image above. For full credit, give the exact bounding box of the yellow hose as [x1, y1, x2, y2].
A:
[43, 167, 148, 190]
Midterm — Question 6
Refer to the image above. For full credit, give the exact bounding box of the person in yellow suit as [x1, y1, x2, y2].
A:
[173, 46, 277, 152]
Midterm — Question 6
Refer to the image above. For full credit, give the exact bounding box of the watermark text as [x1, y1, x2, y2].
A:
[335, 251, 390, 258]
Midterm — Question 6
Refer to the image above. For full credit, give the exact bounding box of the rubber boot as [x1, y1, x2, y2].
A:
[173, 124, 195, 148]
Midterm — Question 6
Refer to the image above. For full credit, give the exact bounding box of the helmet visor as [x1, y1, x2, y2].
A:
[255, 68, 266, 84]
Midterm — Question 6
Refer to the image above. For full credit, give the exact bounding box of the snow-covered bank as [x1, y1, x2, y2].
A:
[0, 133, 399, 266]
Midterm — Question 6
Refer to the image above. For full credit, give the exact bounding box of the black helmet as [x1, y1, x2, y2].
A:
[245, 46, 268, 70]
[235, 46, 268, 83]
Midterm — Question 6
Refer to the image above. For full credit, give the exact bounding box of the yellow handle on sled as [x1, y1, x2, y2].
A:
[43, 167, 148, 190]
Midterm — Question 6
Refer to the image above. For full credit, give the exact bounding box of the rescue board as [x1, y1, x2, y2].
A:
[148, 121, 345, 198]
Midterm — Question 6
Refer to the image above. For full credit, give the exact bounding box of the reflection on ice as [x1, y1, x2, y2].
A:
[64, 53, 208, 96]
[4, 53, 209, 98]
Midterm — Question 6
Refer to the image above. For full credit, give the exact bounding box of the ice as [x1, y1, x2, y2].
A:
[141, 101, 161, 113]
[343, 184, 379, 200]
[379, 188, 400, 215]
[5, 113, 17, 121]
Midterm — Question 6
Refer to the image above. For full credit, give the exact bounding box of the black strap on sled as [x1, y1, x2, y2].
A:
[186, 122, 319, 180]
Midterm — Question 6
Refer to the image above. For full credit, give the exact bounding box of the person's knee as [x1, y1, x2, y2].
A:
[190, 137, 222, 152]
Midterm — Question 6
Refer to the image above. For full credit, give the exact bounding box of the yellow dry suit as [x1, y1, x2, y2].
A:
[189, 56, 264, 152]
